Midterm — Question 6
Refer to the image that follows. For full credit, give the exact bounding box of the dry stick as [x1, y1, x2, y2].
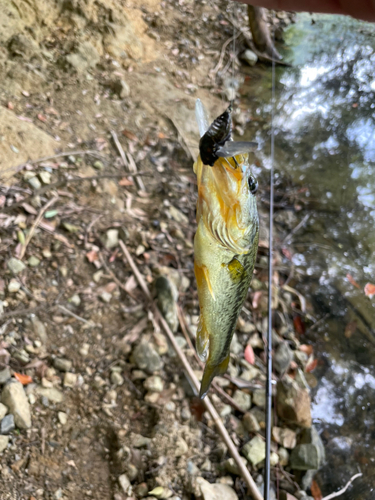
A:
[127, 151, 146, 192]
[57, 305, 95, 327]
[119, 240, 262, 500]
[110, 130, 144, 191]
[19, 196, 58, 260]
[322, 472, 362, 500]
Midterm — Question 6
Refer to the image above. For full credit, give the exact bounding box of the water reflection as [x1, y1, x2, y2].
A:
[242, 13, 375, 498]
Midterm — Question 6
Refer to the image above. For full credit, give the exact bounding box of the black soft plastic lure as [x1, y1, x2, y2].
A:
[198, 103, 258, 167]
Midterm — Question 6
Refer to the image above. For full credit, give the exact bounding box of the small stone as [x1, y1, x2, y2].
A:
[1, 414, 14, 434]
[165, 401, 176, 412]
[132, 370, 147, 380]
[181, 406, 191, 421]
[63, 372, 77, 388]
[60, 266, 68, 277]
[175, 437, 188, 457]
[13, 349, 30, 364]
[58, 412, 68, 425]
[240, 365, 261, 382]
[253, 389, 266, 409]
[224, 456, 248, 475]
[274, 342, 293, 374]
[242, 435, 266, 466]
[134, 483, 149, 498]
[68, 294, 81, 306]
[54, 358, 72, 372]
[39, 171, 51, 184]
[278, 447, 289, 466]
[230, 333, 242, 355]
[240, 49, 258, 66]
[110, 371, 124, 386]
[79, 343, 90, 356]
[270, 452, 279, 466]
[93, 270, 103, 283]
[131, 433, 151, 448]
[0, 434, 9, 453]
[100, 291, 112, 303]
[0, 368, 11, 385]
[118, 473, 131, 494]
[104, 229, 119, 249]
[243, 412, 261, 433]
[219, 405, 232, 418]
[277, 377, 311, 428]
[132, 340, 164, 373]
[237, 317, 257, 334]
[28, 256, 40, 267]
[155, 276, 178, 333]
[42, 249, 52, 258]
[112, 79, 131, 98]
[144, 375, 164, 392]
[153, 332, 169, 355]
[272, 427, 297, 449]
[93, 160, 104, 170]
[196, 477, 238, 500]
[144, 391, 160, 403]
[1, 381, 31, 429]
[299, 426, 325, 467]
[0, 404, 7, 420]
[232, 390, 251, 412]
[7, 279, 21, 293]
[290, 444, 319, 470]
[7, 258, 26, 275]
[32, 317, 47, 343]
[35, 387, 64, 403]
[28, 176, 42, 189]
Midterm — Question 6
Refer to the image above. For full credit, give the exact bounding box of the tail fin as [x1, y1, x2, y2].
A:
[199, 353, 230, 399]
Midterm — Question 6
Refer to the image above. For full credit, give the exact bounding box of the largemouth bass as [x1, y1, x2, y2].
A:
[194, 99, 259, 398]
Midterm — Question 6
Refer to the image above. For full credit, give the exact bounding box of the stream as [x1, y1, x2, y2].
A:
[242, 13, 375, 499]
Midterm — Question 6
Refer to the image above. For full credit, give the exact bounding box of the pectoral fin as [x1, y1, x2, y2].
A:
[199, 353, 230, 399]
[195, 263, 215, 300]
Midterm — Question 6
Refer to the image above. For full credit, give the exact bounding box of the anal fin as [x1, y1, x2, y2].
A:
[199, 353, 230, 399]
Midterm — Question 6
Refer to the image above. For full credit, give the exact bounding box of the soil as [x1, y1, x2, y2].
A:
[0, 2, 313, 500]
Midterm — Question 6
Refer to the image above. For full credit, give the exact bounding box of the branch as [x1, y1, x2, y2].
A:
[322, 473, 362, 500]
[119, 240, 262, 500]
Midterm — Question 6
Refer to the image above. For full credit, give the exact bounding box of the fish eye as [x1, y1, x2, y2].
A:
[248, 175, 258, 194]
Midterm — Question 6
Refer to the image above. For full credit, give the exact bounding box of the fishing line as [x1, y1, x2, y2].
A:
[264, 10, 276, 500]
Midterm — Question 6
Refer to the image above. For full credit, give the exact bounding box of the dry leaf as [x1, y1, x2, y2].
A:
[118, 177, 134, 187]
[306, 358, 318, 373]
[37, 113, 47, 123]
[86, 250, 99, 263]
[344, 321, 357, 339]
[364, 283, 375, 298]
[122, 129, 138, 142]
[124, 275, 138, 294]
[347, 274, 360, 289]
[311, 479, 322, 500]
[293, 315, 305, 335]
[244, 344, 255, 365]
[299, 344, 313, 356]
[14, 373, 33, 385]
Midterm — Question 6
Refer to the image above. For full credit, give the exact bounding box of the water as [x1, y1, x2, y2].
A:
[241, 13, 375, 499]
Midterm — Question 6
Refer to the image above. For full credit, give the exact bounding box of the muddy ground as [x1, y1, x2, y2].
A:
[0, 2, 321, 500]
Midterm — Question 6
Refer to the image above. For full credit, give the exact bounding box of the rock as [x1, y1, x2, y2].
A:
[278, 447, 289, 466]
[32, 317, 47, 343]
[279, 493, 298, 500]
[155, 276, 178, 333]
[58, 412, 68, 425]
[0, 368, 11, 385]
[181, 406, 191, 421]
[230, 333, 242, 355]
[224, 456, 248, 475]
[276, 377, 311, 428]
[118, 473, 132, 495]
[270, 452, 279, 466]
[299, 426, 325, 467]
[197, 477, 238, 500]
[66, 41, 100, 73]
[35, 387, 64, 403]
[111, 79, 130, 98]
[240, 364, 261, 382]
[132, 340, 164, 373]
[7, 258, 26, 274]
[13, 349, 30, 364]
[237, 318, 257, 334]
[242, 435, 266, 466]
[290, 444, 319, 470]
[274, 342, 293, 374]
[0, 435, 9, 453]
[143, 375, 164, 392]
[243, 412, 261, 433]
[0, 403, 7, 420]
[110, 371, 124, 386]
[39, 171, 51, 184]
[54, 358, 72, 372]
[1, 414, 15, 434]
[253, 389, 266, 409]
[232, 390, 251, 412]
[272, 427, 297, 449]
[28, 177, 42, 190]
[63, 372, 77, 388]
[1, 380, 31, 429]
[240, 49, 258, 66]
[174, 437, 189, 457]
[68, 294, 81, 307]
[130, 433, 151, 448]
[8, 279, 21, 293]
[104, 229, 119, 249]
[100, 291, 112, 303]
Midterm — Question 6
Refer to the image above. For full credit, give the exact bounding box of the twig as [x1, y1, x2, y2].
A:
[19, 196, 58, 260]
[119, 240, 262, 500]
[98, 253, 138, 301]
[282, 214, 310, 245]
[126, 151, 146, 192]
[84, 214, 103, 249]
[0, 305, 51, 320]
[57, 305, 95, 327]
[322, 472, 362, 500]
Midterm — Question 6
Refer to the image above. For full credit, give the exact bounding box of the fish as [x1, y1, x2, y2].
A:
[193, 99, 259, 399]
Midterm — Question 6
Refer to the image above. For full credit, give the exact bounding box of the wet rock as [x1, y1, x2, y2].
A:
[35, 387, 64, 403]
[118, 473, 132, 495]
[0, 403, 7, 420]
[132, 340, 164, 373]
[274, 342, 293, 374]
[290, 444, 319, 470]
[232, 390, 251, 412]
[242, 435, 266, 466]
[1, 414, 15, 434]
[240, 49, 258, 66]
[253, 389, 266, 409]
[8, 279, 21, 293]
[155, 276, 178, 333]
[104, 229, 119, 249]
[276, 377, 311, 428]
[243, 411, 261, 433]
[299, 426, 325, 466]
[272, 427, 297, 449]
[143, 375, 164, 392]
[278, 447, 289, 466]
[196, 477, 238, 500]
[54, 358, 72, 372]
[1, 380, 31, 429]
[224, 456, 248, 475]
[0, 434, 9, 453]
[66, 41, 100, 73]
[0, 368, 11, 385]
[7, 258, 26, 274]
